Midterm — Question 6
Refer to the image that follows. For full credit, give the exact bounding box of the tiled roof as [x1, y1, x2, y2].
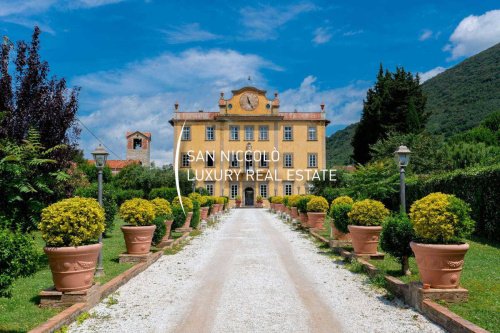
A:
[126, 131, 152, 139]
[87, 159, 141, 169]
[170, 111, 327, 122]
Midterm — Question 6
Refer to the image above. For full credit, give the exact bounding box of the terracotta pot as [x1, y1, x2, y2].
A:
[182, 212, 194, 229]
[307, 212, 326, 229]
[332, 224, 351, 241]
[270, 203, 275, 211]
[164, 220, 173, 240]
[121, 225, 156, 255]
[256, 202, 263, 208]
[291, 207, 299, 219]
[275, 203, 284, 212]
[200, 207, 209, 220]
[299, 212, 308, 227]
[235, 201, 241, 208]
[44, 243, 101, 292]
[411, 242, 469, 289]
[286, 207, 291, 216]
[348, 225, 382, 254]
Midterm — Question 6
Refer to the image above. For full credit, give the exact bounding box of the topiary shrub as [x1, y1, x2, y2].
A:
[150, 198, 172, 218]
[119, 198, 156, 226]
[409, 192, 475, 244]
[306, 196, 329, 212]
[188, 192, 202, 202]
[288, 194, 301, 207]
[0, 227, 39, 297]
[297, 195, 314, 213]
[171, 204, 185, 229]
[74, 183, 117, 235]
[115, 188, 145, 205]
[272, 196, 283, 204]
[331, 196, 354, 206]
[348, 199, 389, 226]
[149, 187, 177, 201]
[172, 196, 193, 212]
[283, 196, 290, 207]
[256, 195, 263, 203]
[198, 196, 211, 207]
[151, 216, 166, 245]
[190, 199, 201, 229]
[39, 197, 105, 247]
[380, 213, 415, 275]
[330, 203, 352, 234]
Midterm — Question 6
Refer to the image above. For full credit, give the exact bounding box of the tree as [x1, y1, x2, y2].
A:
[352, 65, 428, 164]
[0, 27, 80, 168]
[380, 214, 415, 276]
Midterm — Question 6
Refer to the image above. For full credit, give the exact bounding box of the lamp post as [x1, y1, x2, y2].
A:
[394, 145, 411, 213]
[91, 144, 109, 277]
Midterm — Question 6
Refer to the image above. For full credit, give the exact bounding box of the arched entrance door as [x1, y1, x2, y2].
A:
[244, 187, 254, 206]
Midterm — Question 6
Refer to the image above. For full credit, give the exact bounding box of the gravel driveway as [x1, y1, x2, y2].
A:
[69, 208, 445, 333]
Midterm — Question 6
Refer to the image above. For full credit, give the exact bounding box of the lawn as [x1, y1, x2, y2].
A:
[0, 217, 132, 332]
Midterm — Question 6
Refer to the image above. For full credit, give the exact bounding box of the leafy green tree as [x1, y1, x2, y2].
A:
[346, 159, 399, 201]
[380, 214, 415, 275]
[352, 65, 428, 164]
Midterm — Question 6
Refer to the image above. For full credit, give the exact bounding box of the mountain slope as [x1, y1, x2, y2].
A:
[423, 42, 500, 136]
[325, 123, 357, 167]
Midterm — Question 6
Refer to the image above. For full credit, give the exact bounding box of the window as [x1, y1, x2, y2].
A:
[181, 153, 190, 167]
[259, 125, 269, 141]
[283, 126, 293, 141]
[230, 126, 239, 140]
[230, 184, 238, 199]
[308, 126, 317, 141]
[206, 183, 214, 196]
[260, 153, 269, 168]
[206, 126, 215, 141]
[206, 151, 215, 167]
[230, 153, 239, 168]
[308, 153, 317, 168]
[260, 184, 268, 198]
[182, 126, 191, 140]
[283, 153, 293, 168]
[133, 138, 142, 149]
[284, 183, 293, 196]
[245, 126, 254, 141]
[245, 152, 253, 171]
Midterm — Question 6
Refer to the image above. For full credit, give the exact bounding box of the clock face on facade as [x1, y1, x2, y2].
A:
[239, 92, 259, 111]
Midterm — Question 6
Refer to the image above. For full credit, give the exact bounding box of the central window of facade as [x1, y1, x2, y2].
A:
[206, 152, 215, 167]
[284, 183, 293, 195]
[259, 125, 269, 141]
[206, 126, 215, 141]
[260, 153, 269, 168]
[284, 126, 293, 141]
[182, 126, 191, 141]
[260, 184, 268, 198]
[230, 126, 239, 140]
[230, 153, 239, 167]
[245, 125, 254, 140]
[245, 152, 253, 171]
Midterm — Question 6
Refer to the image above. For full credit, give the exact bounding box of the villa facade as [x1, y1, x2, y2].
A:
[169, 86, 329, 206]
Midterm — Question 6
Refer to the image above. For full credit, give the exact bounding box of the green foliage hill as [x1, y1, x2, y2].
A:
[326, 123, 357, 166]
[423, 42, 500, 136]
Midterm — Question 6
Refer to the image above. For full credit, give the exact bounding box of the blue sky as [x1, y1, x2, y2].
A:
[1, 0, 499, 164]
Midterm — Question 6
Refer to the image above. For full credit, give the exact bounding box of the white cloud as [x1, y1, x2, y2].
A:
[419, 29, 433, 41]
[343, 29, 363, 37]
[280, 75, 368, 125]
[418, 66, 447, 82]
[240, 2, 316, 40]
[162, 23, 220, 44]
[0, 0, 56, 17]
[312, 27, 332, 45]
[74, 49, 281, 165]
[444, 9, 500, 60]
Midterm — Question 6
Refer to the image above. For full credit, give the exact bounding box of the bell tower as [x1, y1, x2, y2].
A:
[126, 131, 151, 166]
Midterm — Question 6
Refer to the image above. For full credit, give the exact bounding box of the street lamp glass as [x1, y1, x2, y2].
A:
[394, 145, 411, 167]
[91, 144, 109, 169]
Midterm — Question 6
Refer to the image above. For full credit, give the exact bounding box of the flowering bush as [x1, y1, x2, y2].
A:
[307, 196, 329, 212]
[348, 199, 389, 226]
[198, 196, 211, 207]
[409, 192, 475, 243]
[271, 196, 284, 204]
[188, 192, 202, 202]
[40, 197, 105, 247]
[288, 194, 301, 207]
[331, 196, 354, 206]
[120, 198, 156, 226]
[150, 198, 172, 218]
[172, 196, 194, 212]
[215, 196, 225, 204]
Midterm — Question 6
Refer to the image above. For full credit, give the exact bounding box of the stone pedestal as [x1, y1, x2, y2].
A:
[39, 284, 100, 308]
[352, 252, 385, 260]
[175, 227, 192, 233]
[155, 239, 174, 248]
[329, 239, 352, 248]
[408, 282, 468, 310]
[119, 251, 153, 264]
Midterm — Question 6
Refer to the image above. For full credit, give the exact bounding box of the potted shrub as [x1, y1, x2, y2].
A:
[199, 196, 210, 220]
[256, 195, 263, 208]
[120, 198, 156, 254]
[348, 199, 389, 254]
[172, 196, 194, 228]
[39, 197, 105, 291]
[380, 213, 415, 275]
[268, 196, 274, 211]
[297, 195, 314, 227]
[307, 196, 329, 229]
[329, 196, 354, 240]
[409, 192, 475, 288]
[272, 196, 284, 213]
[150, 198, 172, 244]
[288, 194, 301, 219]
[235, 195, 242, 208]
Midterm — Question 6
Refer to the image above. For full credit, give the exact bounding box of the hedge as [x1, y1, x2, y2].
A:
[392, 164, 500, 241]
[149, 187, 177, 201]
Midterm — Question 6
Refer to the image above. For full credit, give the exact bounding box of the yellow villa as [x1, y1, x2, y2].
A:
[169, 86, 330, 206]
